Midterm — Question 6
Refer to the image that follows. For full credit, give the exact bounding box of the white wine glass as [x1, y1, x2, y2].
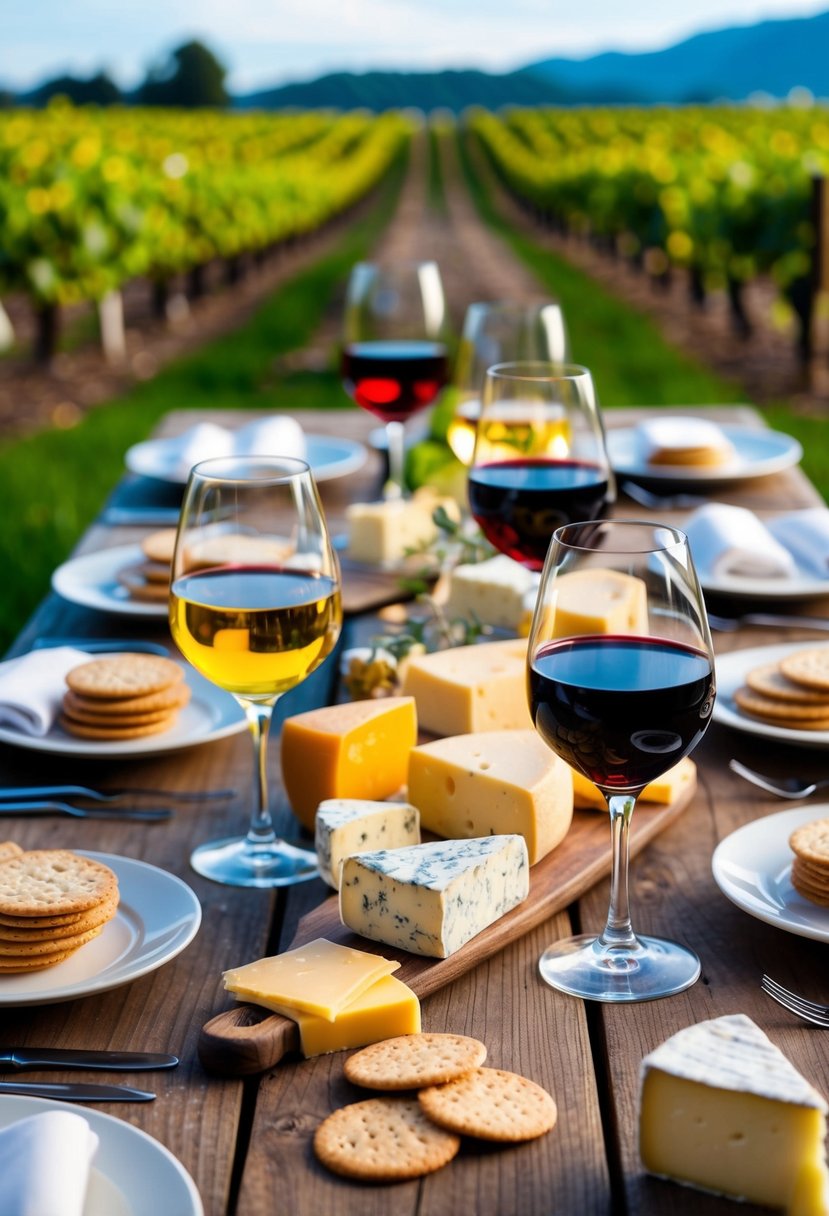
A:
[341, 260, 449, 498]
[448, 299, 569, 465]
[527, 519, 715, 1001]
[169, 456, 342, 887]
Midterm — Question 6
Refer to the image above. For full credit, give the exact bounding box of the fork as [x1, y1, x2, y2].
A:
[0, 785, 236, 803]
[0, 801, 171, 822]
[761, 975, 829, 1027]
[729, 759, 829, 800]
[618, 480, 706, 510]
[708, 612, 829, 634]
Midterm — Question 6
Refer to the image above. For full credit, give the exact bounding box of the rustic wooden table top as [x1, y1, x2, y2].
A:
[3, 404, 828, 1216]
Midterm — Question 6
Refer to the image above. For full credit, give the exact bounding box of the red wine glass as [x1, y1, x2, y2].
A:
[342, 260, 449, 499]
[527, 519, 715, 1001]
[468, 362, 614, 571]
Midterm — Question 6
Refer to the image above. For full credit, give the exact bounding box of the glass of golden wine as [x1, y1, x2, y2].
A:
[169, 456, 342, 887]
[447, 299, 569, 466]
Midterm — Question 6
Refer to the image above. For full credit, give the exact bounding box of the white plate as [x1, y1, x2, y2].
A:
[712, 641, 829, 748]
[0, 655, 245, 759]
[125, 433, 367, 485]
[53, 544, 169, 619]
[700, 567, 829, 603]
[607, 423, 802, 486]
[0, 1093, 202, 1215]
[0, 851, 201, 1007]
[712, 805, 829, 942]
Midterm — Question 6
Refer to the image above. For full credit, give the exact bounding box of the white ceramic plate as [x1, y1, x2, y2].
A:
[712, 805, 829, 942]
[0, 851, 201, 1007]
[712, 641, 829, 749]
[607, 424, 802, 486]
[0, 1093, 202, 1215]
[0, 655, 245, 759]
[700, 567, 829, 603]
[53, 544, 168, 619]
[125, 433, 367, 485]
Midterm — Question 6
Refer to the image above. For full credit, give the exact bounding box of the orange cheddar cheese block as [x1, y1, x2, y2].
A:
[280, 697, 417, 831]
[571, 757, 696, 810]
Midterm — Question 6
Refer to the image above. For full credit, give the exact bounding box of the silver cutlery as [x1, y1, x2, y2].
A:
[0, 1080, 155, 1102]
[0, 1047, 178, 1072]
[761, 975, 829, 1027]
[0, 785, 236, 804]
[618, 480, 706, 510]
[729, 759, 829, 800]
[708, 611, 829, 633]
[0, 801, 172, 822]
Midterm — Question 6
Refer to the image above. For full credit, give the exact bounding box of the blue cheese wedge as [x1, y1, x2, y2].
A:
[315, 798, 421, 891]
[639, 1013, 829, 1212]
[339, 835, 529, 959]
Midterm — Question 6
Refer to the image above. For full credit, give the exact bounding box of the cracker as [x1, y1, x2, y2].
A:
[184, 533, 290, 571]
[141, 561, 172, 585]
[0, 907, 90, 929]
[0, 923, 103, 957]
[62, 700, 174, 729]
[0, 943, 87, 972]
[0, 851, 117, 917]
[343, 1033, 487, 1091]
[60, 713, 177, 741]
[789, 817, 829, 866]
[0, 891, 118, 942]
[0, 843, 23, 864]
[313, 1097, 460, 1181]
[791, 860, 829, 906]
[745, 663, 829, 705]
[140, 528, 178, 565]
[779, 648, 829, 691]
[733, 687, 829, 722]
[117, 566, 170, 602]
[418, 1067, 558, 1142]
[66, 655, 182, 700]
[65, 684, 190, 716]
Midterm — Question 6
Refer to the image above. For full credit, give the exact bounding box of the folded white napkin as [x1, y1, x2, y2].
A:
[767, 508, 829, 578]
[161, 422, 235, 477]
[684, 503, 798, 580]
[0, 1110, 99, 1216]
[231, 416, 306, 460]
[0, 647, 90, 736]
[159, 418, 307, 478]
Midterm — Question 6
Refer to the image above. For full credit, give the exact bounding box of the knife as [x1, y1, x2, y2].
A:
[0, 1080, 155, 1102]
[0, 1048, 178, 1072]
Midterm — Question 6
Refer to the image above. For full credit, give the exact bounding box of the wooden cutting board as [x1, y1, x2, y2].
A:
[198, 782, 696, 1075]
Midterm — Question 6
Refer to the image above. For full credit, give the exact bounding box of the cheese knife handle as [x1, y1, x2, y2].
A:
[198, 1004, 300, 1075]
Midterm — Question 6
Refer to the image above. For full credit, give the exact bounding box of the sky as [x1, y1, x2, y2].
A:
[3, 0, 829, 94]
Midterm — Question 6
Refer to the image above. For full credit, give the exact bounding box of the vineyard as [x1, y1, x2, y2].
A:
[469, 104, 829, 356]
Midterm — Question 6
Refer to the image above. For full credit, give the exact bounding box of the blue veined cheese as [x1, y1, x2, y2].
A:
[639, 1013, 829, 1212]
[339, 834, 529, 959]
[314, 799, 421, 890]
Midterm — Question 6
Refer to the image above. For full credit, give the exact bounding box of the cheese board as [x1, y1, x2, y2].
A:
[198, 783, 696, 1075]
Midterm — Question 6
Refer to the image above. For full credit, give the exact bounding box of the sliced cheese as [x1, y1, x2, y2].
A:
[408, 729, 573, 864]
[400, 638, 531, 736]
[222, 937, 399, 1022]
[315, 798, 421, 890]
[545, 569, 648, 638]
[340, 834, 529, 959]
[639, 1014, 829, 1211]
[444, 555, 539, 631]
[280, 697, 417, 831]
[346, 488, 460, 565]
[291, 974, 421, 1057]
[572, 757, 696, 810]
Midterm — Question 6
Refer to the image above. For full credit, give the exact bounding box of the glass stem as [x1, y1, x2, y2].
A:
[244, 699, 278, 847]
[384, 420, 406, 499]
[599, 794, 638, 951]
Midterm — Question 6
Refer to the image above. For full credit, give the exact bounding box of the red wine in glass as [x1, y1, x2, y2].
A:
[341, 340, 448, 423]
[529, 634, 714, 791]
[468, 458, 610, 571]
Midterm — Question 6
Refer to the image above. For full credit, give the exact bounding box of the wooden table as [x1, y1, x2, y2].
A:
[3, 406, 829, 1216]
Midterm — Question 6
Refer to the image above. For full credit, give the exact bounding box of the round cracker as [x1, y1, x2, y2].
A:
[117, 566, 170, 602]
[0, 843, 23, 864]
[0, 922, 104, 957]
[140, 561, 172, 585]
[0, 892, 118, 942]
[66, 655, 183, 700]
[0, 942, 88, 972]
[0, 851, 117, 917]
[184, 533, 290, 570]
[61, 700, 175, 730]
[418, 1067, 558, 1142]
[141, 528, 178, 565]
[343, 1032, 487, 1091]
[733, 687, 829, 722]
[745, 662, 829, 705]
[66, 684, 190, 716]
[60, 713, 177, 741]
[789, 817, 829, 866]
[779, 648, 829, 691]
[314, 1097, 460, 1181]
[791, 861, 829, 906]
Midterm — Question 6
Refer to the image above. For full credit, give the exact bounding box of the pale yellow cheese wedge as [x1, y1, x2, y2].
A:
[400, 638, 531, 736]
[290, 974, 421, 1057]
[222, 937, 400, 1022]
[346, 488, 459, 564]
[571, 757, 696, 810]
[543, 568, 648, 638]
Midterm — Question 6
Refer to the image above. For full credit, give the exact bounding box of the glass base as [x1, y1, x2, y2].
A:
[190, 835, 319, 888]
[538, 932, 700, 1003]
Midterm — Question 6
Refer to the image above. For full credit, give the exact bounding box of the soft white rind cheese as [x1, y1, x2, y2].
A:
[314, 799, 421, 890]
[639, 1013, 829, 1211]
[339, 834, 529, 959]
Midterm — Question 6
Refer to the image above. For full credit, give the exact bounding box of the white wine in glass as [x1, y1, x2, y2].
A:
[170, 456, 342, 887]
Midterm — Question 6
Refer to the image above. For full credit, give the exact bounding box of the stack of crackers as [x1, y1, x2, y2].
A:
[0, 844, 119, 973]
[314, 1033, 557, 1182]
[60, 654, 190, 742]
[733, 647, 829, 731]
[118, 528, 177, 605]
[790, 818, 829, 907]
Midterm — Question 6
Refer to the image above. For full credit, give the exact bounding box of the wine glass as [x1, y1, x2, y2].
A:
[169, 456, 342, 887]
[341, 260, 449, 498]
[468, 362, 615, 571]
[448, 300, 570, 465]
[527, 519, 715, 1001]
